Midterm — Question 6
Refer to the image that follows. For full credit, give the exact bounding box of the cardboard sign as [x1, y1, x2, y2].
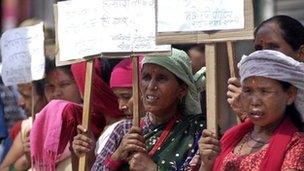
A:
[56, 0, 170, 62]
[1, 22, 45, 86]
[157, 0, 244, 32]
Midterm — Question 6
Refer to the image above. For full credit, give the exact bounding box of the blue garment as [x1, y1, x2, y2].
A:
[0, 98, 12, 163]
[0, 99, 6, 140]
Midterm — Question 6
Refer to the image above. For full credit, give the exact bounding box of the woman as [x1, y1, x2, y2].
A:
[29, 58, 124, 171]
[0, 80, 48, 171]
[227, 15, 304, 120]
[72, 58, 142, 167]
[0, 58, 85, 171]
[0, 57, 84, 170]
[199, 50, 304, 170]
[89, 49, 205, 171]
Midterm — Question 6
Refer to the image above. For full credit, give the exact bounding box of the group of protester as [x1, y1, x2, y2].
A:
[0, 14, 303, 171]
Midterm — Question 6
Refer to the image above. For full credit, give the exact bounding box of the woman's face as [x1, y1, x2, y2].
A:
[44, 69, 82, 104]
[254, 22, 298, 59]
[113, 88, 133, 118]
[18, 83, 47, 116]
[241, 76, 296, 127]
[17, 84, 32, 116]
[140, 64, 187, 117]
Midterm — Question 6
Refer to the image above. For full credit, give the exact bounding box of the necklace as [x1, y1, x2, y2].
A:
[235, 133, 249, 155]
[249, 132, 270, 144]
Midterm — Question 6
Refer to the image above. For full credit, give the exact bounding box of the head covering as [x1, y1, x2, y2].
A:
[110, 56, 143, 89]
[238, 50, 304, 120]
[71, 58, 124, 138]
[143, 48, 204, 115]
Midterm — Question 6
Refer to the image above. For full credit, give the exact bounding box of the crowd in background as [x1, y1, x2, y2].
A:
[0, 14, 303, 171]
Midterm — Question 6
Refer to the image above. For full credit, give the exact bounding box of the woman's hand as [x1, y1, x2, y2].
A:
[129, 153, 157, 171]
[198, 129, 221, 170]
[22, 130, 31, 154]
[22, 130, 31, 161]
[227, 77, 247, 120]
[112, 126, 146, 161]
[72, 125, 95, 157]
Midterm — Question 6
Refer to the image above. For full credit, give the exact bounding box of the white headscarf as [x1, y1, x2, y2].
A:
[238, 50, 304, 121]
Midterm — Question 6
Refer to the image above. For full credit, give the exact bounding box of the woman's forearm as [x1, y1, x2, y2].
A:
[199, 162, 213, 171]
[14, 155, 31, 171]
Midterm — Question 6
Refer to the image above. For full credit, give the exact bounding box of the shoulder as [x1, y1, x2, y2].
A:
[287, 132, 304, 149]
[282, 132, 304, 170]
[105, 119, 132, 138]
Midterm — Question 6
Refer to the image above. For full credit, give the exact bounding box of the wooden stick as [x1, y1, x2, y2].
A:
[131, 55, 140, 127]
[226, 41, 238, 78]
[205, 43, 218, 136]
[226, 41, 241, 124]
[31, 82, 35, 121]
[78, 59, 94, 171]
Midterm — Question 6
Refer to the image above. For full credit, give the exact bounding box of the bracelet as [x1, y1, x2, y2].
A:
[104, 155, 123, 170]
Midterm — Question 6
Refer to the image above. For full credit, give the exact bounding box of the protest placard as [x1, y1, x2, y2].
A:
[55, 0, 171, 63]
[1, 22, 45, 86]
[158, 0, 244, 32]
[156, 0, 254, 134]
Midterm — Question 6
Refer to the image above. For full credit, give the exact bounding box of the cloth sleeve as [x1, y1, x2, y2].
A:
[281, 132, 304, 170]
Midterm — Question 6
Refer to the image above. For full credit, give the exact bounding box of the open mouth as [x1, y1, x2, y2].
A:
[249, 111, 264, 119]
[145, 95, 159, 103]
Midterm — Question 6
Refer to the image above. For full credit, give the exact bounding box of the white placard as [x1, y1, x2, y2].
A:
[56, 0, 170, 62]
[99, 0, 170, 53]
[1, 22, 45, 86]
[157, 0, 244, 32]
[56, 1, 103, 61]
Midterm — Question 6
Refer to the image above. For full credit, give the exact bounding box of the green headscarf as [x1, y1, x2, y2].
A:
[143, 48, 204, 115]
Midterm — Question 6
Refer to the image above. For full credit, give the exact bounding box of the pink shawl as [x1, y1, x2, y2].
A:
[30, 100, 72, 171]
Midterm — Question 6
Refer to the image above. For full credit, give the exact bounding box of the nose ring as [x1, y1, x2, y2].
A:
[153, 86, 158, 90]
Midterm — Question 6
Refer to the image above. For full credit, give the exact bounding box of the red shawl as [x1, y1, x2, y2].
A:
[58, 58, 124, 154]
[213, 117, 298, 171]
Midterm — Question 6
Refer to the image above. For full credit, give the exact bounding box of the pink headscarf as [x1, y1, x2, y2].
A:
[110, 56, 143, 89]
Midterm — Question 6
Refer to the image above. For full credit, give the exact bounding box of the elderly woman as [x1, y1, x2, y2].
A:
[86, 49, 205, 171]
[199, 50, 304, 171]
[227, 15, 304, 120]
[73, 57, 144, 158]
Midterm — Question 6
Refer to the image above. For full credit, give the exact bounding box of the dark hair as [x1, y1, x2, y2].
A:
[278, 81, 303, 131]
[44, 57, 73, 77]
[32, 80, 45, 96]
[254, 15, 304, 51]
[172, 44, 205, 54]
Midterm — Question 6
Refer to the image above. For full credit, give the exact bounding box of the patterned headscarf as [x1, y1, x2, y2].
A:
[143, 48, 204, 115]
[238, 50, 304, 121]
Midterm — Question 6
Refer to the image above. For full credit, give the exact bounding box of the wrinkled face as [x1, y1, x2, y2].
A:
[44, 69, 82, 104]
[254, 22, 298, 59]
[140, 64, 187, 117]
[188, 46, 205, 73]
[113, 88, 133, 118]
[241, 76, 295, 127]
[18, 83, 47, 116]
